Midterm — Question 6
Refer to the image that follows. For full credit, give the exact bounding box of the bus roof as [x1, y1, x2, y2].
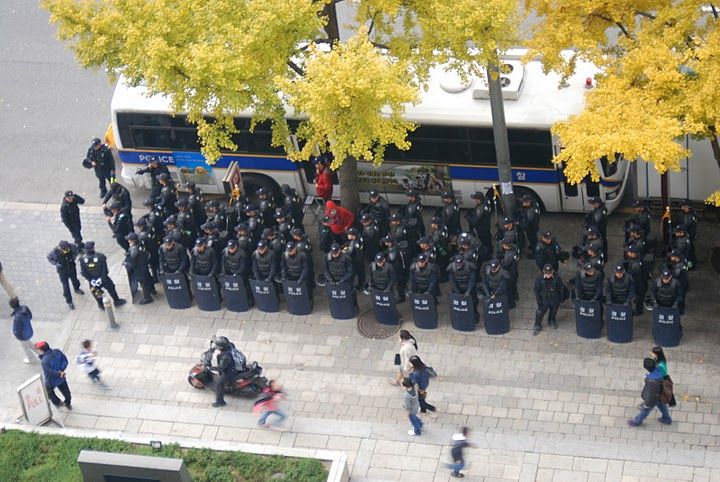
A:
[111, 50, 598, 129]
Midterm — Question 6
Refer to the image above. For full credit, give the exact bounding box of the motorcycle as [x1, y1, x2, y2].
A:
[187, 341, 267, 396]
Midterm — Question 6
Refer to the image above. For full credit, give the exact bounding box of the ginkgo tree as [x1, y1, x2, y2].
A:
[43, 0, 518, 212]
[524, 0, 720, 206]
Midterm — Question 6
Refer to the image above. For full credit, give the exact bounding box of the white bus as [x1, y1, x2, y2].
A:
[111, 50, 630, 212]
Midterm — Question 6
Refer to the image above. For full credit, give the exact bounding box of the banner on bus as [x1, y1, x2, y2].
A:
[357, 163, 450, 196]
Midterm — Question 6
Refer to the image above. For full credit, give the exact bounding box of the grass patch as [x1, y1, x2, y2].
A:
[0, 429, 327, 482]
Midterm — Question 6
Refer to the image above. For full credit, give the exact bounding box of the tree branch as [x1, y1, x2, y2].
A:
[371, 41, 390, 50]
[287, 60, 304, 76]
[615, 22, 630, 38]
[710, 4, 719, 19]
[635, 11, 657, 20]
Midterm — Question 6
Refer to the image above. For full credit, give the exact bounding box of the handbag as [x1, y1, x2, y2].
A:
[394, 353, 401, 366]
[426, 366, 438, 378]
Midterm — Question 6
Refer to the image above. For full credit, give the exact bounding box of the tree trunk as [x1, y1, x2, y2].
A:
[338, 157, 360, 214]
[487, 63, 516, 219]
[709, 128, 720, 171]
[322, 1, 340, 42]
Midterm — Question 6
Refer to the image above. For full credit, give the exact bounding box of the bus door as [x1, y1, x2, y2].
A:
[558, 163, 600, 212]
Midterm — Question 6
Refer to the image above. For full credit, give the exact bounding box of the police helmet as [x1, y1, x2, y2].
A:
[291, 227, 304, 237]
[470, 192, 485, 200]
[157, 173, 169, 182]
[347, 227, 359, 236]
[489, 259, 500, 270]
[390, 213, 401, 222]
[369, 190, 379, 198]
[441, 191, 454, 199]
[673, 224, 684, 232]
[583, 262, 594, 272]
[164, 215, 177, 226]
[64, 190, 74, 197]
[125, 233, 139, 242]
[431, 216, 442, 225]
[360, 213, 373, 223]
[175, 198, 188, 208]
[417, 236, 432, 245]
[235, 223, 249, 232]
[274, 208, 285, 218]
[59, 240, 71, 250]
[453, 254, 464, 265]
[163, 236, 173, 244]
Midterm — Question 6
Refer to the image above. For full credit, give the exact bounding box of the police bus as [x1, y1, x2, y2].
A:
[110, 49, 630, 212]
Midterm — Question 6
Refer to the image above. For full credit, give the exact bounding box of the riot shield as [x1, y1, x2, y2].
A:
[326, 282, 357, 320]
[450, 293, 477, 332]
[192, 274, 222, 311]
[371, 289, 400, 325]
[220, 275, 251, 313]
[483, 295, 510, 335]
[283, 280, 312, 316]
[161, 272, 192, 309]
[574, 299, 602, 338]
[410, 293, 438, 329]
[606, 303, 633, 343]
[250, 279, 279, 313]
[126, 266, 139, 302]
[653, 306, 682, 347]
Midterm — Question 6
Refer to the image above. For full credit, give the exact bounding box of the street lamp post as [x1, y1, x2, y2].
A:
[487, 63, 516, 219]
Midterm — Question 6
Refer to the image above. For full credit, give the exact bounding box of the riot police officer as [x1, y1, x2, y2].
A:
[652, 268, 684, 315]
[457, 237, 479, 279]
[481, 259, 510, 301]
[624, 224, 646, 254]
[518, 194, 541, 257]
[382, 235, 407, 303]
[369, 252, 396, 295]
[584, 197, 608, 255]
[360, 213, 381, 263]
[157, 173, 178, 218]
[136, 157, 169, 200]
[625, 200, 651, 241]
[191, 237, 218, 277]
[256, 188, 277, 229]
[164, 215, 190, 250]
[140, 198, 165, 239]
[158, 236, 190, 276]
[107, 203, 133, 251]
[670, 225, 692, 262]
[222, 239, 249, 277]
[176, 200, 199, 248]
[136, 219, 161, 282]
[123, 233, 154, 305]
[79, 242, 126, 310]
[325, 243, 354, 286]
[606, 263, 635, 306]
[363, 190, 391, 237]
[206, 200, 229, 234]
[281, 242, 312, 300]
[408, 253, 439, 304]
[678, 199, 697, 267]
[243, 203, 263, 241]
[664, 249, 690, 311]
[281, 184, 304, 227]
[437, 191, 461, 237]
[47, 240, 84, 309]
[448, 255, 477, 311]
[623, 245, 647, 315]
[429, 217, 450, 279]
[236, 223, 257, 254]
[495, 217, 523, 254]
[499, 237, 520, 308]
[101, 182, 132, 215]
[274, 209, 294, 243]
[388, 214, 410, 256]
[83, 137, 115, 198]
[533, 264, 566, 334]
[252, 240, 277, 284]
[398, 189, 425, 244]
[345, 228, 365, 290]
[60, 190, 85, 248]
[574, 262, 603, 302]
[185, 181, 207, 226]
[534, 230, 564, 272]
[466, 192, 492, 249]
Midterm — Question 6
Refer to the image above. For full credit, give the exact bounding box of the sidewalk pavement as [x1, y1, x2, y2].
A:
[1, 201, 719, 481]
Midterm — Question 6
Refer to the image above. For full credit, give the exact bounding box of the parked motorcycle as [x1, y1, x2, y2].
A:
[187, 339, 267, 396]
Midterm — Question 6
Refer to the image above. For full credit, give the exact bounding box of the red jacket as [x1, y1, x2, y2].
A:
[325, 201, 354, 234]
[315, 167, 333, 200]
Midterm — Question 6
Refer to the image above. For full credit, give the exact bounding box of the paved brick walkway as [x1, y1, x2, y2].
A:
[1, 201, 719, 481]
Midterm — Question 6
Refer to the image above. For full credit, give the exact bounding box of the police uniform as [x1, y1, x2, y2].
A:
[466, 192, 492, 249]
[191, 239, 218, 277]
[605, 265, 635, 305]
[533, 265, 566, 333]
[60, 191, 85, 247]
[84, 138, 115, 197]
[362, 191, 390, 237]
[123, 234, 154, 304]
[79, 242, 126, 309]
[159, 238, 190, 275]
[518, 196, 541, 256]
[47, 242, 84, 308]
[136, 159, 170, 200]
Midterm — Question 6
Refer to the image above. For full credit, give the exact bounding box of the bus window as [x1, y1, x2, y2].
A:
[600, 155, 619, 176]
[586, 178, 600, 198]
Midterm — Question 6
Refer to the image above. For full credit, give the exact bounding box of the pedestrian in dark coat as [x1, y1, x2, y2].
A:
[47, 240, 85, 309]
[409, 355, 436, 414]
[10, 298, 37, 364]
[628, 358, 671, 426]
[35, 341, 72, 409]
[60, 190, 85, 247]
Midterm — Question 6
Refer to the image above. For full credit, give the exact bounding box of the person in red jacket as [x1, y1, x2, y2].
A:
[325, 201, 355, 238]
[314, 160, 333, 201]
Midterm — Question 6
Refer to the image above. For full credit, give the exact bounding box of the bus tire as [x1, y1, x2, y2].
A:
[242, 174, 282, 204]
[514, 187, 546, 213]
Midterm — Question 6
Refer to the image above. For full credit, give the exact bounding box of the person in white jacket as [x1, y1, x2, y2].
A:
[76, 339, 109, 389]
[390, 330, 418, 385]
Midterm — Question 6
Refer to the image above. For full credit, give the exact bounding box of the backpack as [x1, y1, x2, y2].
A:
[660, 376, 674, 405]
[230, 346, 247, 371]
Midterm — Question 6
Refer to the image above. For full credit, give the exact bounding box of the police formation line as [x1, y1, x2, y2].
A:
[53, 146, 699, 346]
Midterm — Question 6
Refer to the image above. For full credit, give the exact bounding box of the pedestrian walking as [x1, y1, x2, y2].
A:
[47, 241, 85, 309]
[253, 380, 287, 430]
[446, 427, 473, 478]
[627, 358, 672, 427]
[409, 355, 436, 414]
[652, 346, 676, 407]
[76, 339, 109, 389]
[35, 341, 72, 410]
[389, 329, 417, 385]
[10, 298, 37, 364]
[60, 190, 85, 248]
[401, 377, 423, 436]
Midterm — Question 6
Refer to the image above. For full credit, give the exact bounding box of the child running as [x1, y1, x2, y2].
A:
[76, 339, 109, 389]
[253, 380, 287, 430]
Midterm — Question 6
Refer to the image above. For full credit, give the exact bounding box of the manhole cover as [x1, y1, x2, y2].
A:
[357, 310, 401, 339]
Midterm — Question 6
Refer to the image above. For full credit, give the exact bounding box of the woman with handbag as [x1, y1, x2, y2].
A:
[652, 346, 677, 407]
[409, 355, 436, 414]
[390, 330, 417, 385]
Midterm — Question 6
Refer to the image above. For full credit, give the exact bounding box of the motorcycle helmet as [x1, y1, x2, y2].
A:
[213, 336, 230, 350]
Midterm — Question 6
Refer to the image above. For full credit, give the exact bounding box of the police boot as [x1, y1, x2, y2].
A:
[549, 319, 558, 329]
[533, 323, 542, 336]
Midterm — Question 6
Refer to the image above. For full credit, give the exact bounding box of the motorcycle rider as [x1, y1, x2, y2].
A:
[211, 336, 236, 408]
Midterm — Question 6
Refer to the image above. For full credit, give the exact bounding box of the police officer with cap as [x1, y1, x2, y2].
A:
[60, 190, 86, 248]
[606, 263, 635, 306]
[625, 200, 651, 241]
[256, 188, 276, 229]
[325, 243, 354, 286]
[281, 184, 304, 227]
[176, 199, 199, 246]
[466, 191, 492, 249]
[252, 240, 277, 286]
[496, 216, 522, 254]
[677, 199, 697, 267]
[398, 189, 425, 243]
[429, 216, 450, 279]
[437, 191, 461, 237]
[574, 261, 603, 302]
[136, 156, 169, 200]
[101, 182, 132, 215]
[159, 236, 190, 276]
[79, 241, 127, 310]
[185, 181, 207, 227]
[382, 234, 407, 302]
[533, 264, 566, 334]
[623, 244, 647, 315]
[369, 252, 396, 295]
[281, 241, 312, 300]
[534, 230, 564, 272]
[482, 259, 510, 301]
[157, 173, 178, 218]
[670, 225, 692, 262]
[448, 254, 477, 311]
[664, 249, 690, 307]
[362, 190, 390, 237]
[584, 196, 608, 254]
[499, 236, 520, 307]
[191, 237, 218, 277]
[107, 202, 133, 251]
[47, 240, 84, 309]
[360, 213, 381, 262]
[652, 268, 684, 315]
[408, 253, 439, 305]
[345, 228, 365, 290]
[123, 233, 155, 305]
[518, 194, 541, 257]
[83, 137, 115, 198]
[222, 239, 248, 277]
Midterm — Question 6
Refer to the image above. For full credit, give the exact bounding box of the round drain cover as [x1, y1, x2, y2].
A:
[357, 310, 401, 339]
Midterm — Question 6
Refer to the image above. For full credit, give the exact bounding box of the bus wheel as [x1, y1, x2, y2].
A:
[242, 174, 282, 204]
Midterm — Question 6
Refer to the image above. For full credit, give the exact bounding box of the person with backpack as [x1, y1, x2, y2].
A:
[652, 346, 676, 408]
[254, 380, 287, 430]
[10, 298, 36, 364]
[409, 355, 436, 414]
[211, 336, 237, 408]
[627, 358, 672, 427]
